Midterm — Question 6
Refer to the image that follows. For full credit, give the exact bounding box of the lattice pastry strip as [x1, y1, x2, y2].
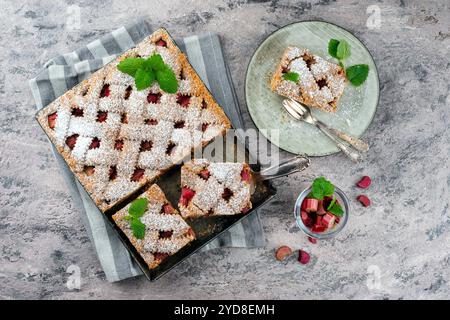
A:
[178, 159, 253, 219]
[112, 184, 195, 269]
[270, 46, 347, 112]
[36, 28, 231, 212]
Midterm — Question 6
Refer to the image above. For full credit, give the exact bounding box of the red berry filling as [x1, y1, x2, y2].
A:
[47, 112, 57, 129]
[71, 107, 84, 117]
[174, 121, 185, 129]
[121, 113, 128, 124]
[65, 134, 79, 150]
[201, 123, 208, 132]
[145, 119, 158, 125]
[199, 169, 210, 180]
[89, 137, 100, 149]
[201, 100, 208, 109]
[84, 165, 95, 176]
[140, 140, 153, 152]
[155, 39, 167, 47]
[241, 205, 251, 214]
[356, 176, 372, 189]
[131, 168, 145, 182]
[159, 230, 173, 239]
[222, 188, 233, 201]
[97, 111, 108, 122]
[298, 250, 310, 265]
[162, 203, 175, 215]
[124, 85, 132, 100]
[176, 94, 191, 107]
[114, 140, 124, 151]
[241, 168, 251, 183]
[180, 187, 195, 206]
[147, 93, 161, 104]
[109, 166, 117, 181]
[154, 252, 169, 261]
[100, 84, 110, 98]
[166, 142, 175, 155]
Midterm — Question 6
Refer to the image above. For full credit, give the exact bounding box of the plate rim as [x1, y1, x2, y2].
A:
[244, 20, 380, 156]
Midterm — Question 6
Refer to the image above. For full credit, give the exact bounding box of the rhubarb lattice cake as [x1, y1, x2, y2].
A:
[36, 28, 231, 212]
[112, 184, 195, 269]
[178, 159, 252, 219]
[270, 46, 347, 112]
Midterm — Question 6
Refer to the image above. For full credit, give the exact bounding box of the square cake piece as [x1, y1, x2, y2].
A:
[112, 184, 195, 269]
[178, 159, 252, 219]
[36, 28, 231, 212]
[270, 46, 347, 112]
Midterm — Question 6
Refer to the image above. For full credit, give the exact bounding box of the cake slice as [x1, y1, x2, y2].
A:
[35, 28, 231, 212]
[270, 46, 347, 112]
[112, 184, 195, 269]
[178, 159, 252, 219]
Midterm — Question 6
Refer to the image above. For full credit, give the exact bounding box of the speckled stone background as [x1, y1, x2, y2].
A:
[1, 0, 449, 300]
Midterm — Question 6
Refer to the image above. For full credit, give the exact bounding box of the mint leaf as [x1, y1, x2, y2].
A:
[336, 40, 351, 60]
[311, 177, 335, 200]
[327, 201, 344, 217]
[328, 39, 340, 59]
[117, 58, 145, 77]
[327, 197, 337, 210]
[156, 67, 178, 93]
[130, 218, 146, 239]
[134, 68, 155, 91]
[147, 54, 166, 71]
[282, 72, 299, 83]
[128, 198, 148, 218]
[346, 64, 369, 86]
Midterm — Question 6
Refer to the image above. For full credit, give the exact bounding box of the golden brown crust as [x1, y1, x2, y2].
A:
[36, 28, 232, 213]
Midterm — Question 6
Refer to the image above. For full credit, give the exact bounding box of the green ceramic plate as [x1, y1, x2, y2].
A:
[245, 21, 379, 156]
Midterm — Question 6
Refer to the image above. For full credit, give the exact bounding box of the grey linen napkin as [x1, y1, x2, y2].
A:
[29, 22, 265, 282]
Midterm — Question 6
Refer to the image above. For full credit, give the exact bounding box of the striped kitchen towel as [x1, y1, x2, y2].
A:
[29, 21, 265, 282]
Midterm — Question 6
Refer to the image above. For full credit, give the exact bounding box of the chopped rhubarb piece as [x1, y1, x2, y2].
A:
[275, 246, 293, 261]
[130, 168, 145, 182]
[241, 168, 251, 183]
[199, 169, 210, 180]
[114, 140, 124, 151]
[308, 236, 317, 244]
[357, 195, 371, 207]
[357, 176, 372, 189]
[140, 140, 153, 152]
[100, 84, 110, 98]
[147, 93, 161, 104]
[301, 210, 314, 227]
[315, 215, 323, 226]
[89, 137, 100, 149]
[201, 123, 208, 132]
[47, 112, 57, 129]
[84, 165, 95, 176]
[176, 94, 191, 107]
[298, 250, 310, 264]
[153, 252, 169, 260]
[159, 230, 173, 239]
[155, 39, 167, 47]
[180, 187, 195, 206]
[65, 134, 79, 150]
[304, 198, 319, 213]
[317, 200, 326, 215]
[335, 217, 340, 224]
[322, 213, 336, 229]
[162, 203, 175, 215]
[241, 205, 251, 214]
[97, 111, 108, 122]
[222, 188, 233, 201]
[71, 107, 84, 117]
[311, 225, 326, 233]
[109, 166, 117, 181]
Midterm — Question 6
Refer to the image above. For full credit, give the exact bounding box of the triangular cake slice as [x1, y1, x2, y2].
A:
[178, 159, 252, 219]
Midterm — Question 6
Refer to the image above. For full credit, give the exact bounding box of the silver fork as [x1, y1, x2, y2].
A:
[283, 99, 364, 162]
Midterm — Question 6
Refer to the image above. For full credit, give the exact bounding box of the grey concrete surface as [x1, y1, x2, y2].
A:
[0, 0, 449, 299]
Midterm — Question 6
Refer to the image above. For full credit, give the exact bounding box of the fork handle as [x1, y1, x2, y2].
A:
[323, 126, 369, 152]
[315, 122, 363, 162]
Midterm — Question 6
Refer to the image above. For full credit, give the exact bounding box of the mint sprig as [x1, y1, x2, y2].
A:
[327, 39, 369, 86]
[311, 177, 335, 200]
[327, 198, 344, 217]
[124, 197, 149, 239]
[283, 72, 299, 83]
[117, 54, 178, 93]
